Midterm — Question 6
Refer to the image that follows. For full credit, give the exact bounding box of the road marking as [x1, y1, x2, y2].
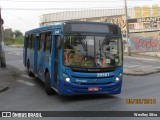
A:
[20, 75, 33, 79]
[17, 80, 35, 86]
[20, 69, 25, 71]
[7, 52, 13, 55]
[131, 62, 138, 64]
[16, 53, 21, 55]
[6, 51, 22, 56]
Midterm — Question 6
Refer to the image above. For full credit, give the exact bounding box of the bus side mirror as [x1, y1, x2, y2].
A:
[56, 36, 63, 49]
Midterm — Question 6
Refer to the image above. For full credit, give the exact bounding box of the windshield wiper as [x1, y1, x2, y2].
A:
[77, 33, 87, 50]
[77, 33, 88, 56]
[100, 37, 115, 59]
[97, 37, 108, 60]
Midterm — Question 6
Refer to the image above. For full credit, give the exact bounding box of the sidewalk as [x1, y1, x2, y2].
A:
[124, 65, 160, 76]
[138, 51, 160, 58]
[123, 52, 160, 76]
[0, 67, 17, 93]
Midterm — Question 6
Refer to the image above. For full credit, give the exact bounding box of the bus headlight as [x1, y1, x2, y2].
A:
[115, 73, 122, 82]
[65, 77, 70, 82]
[115, 77, 120, 82]
[63, 73, 71, 82]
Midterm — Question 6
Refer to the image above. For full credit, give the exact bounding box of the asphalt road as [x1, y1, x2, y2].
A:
[0, 46, 160, 120]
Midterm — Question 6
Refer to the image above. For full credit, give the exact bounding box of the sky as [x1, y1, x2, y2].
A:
[0, 0, 159, 34]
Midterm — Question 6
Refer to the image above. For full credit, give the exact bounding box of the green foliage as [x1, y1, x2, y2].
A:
[13, 30, 23, 38]
[4, 30, 24, 45]
[4, 35, 14, 45]
[14, 36, 24, 44]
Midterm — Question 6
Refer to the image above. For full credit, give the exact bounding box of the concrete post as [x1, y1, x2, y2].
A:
[124, 0, 131, 56]
[0, 8, 6, 67]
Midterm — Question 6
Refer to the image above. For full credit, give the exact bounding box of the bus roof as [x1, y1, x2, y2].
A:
[64, 21, 119, 26]
[25, 21, 119, 34]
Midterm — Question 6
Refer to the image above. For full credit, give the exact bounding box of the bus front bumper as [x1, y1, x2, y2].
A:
[57, 80, 122, 96]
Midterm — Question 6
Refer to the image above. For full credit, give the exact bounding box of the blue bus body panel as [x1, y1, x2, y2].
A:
[66, 68, 120, 83]
[26, 49, 34, 72]
[23, 24, 64, 81]
[37, 52, 52, 81]
[56, 66, 123, 96]
[58, 80, 122, 96]
[44, 53, 52, 74]
[37, 51, 45, 80]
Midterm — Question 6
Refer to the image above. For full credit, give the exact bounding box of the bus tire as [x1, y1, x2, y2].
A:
[45, 72, 55, 95]
[27, 61, 33, 77]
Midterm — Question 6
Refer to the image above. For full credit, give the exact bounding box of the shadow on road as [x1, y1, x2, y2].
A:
[23, 70, 120, 102]
[57, 94, 119, 102]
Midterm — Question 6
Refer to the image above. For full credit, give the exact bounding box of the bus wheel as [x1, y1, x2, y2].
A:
[27, 61, 33, 77]
[45, 72, 55, 95]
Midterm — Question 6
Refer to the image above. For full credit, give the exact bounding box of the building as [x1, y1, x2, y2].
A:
[4, 28, 12, 36]
[39, 5, 160, 52]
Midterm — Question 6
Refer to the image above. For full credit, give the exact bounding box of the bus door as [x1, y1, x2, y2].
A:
[34, 34, 39, 75]
[28, 34, 35, 73]
[37, 32, 52, 80]
[37, 32, 45, 80]
[51, 29, 62, 86]
[53, 35, 59, 84]
[23, 35, 28, 66]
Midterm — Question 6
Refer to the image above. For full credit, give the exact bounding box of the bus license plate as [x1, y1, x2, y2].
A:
[88, 87, 99, 91]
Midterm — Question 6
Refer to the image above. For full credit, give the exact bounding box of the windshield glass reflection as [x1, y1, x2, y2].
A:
[63, 35, 122, 68]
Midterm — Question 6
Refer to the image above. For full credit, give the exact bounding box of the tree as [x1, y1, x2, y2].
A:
[13, 30, 23, 38]
[4, 29, 24, 45]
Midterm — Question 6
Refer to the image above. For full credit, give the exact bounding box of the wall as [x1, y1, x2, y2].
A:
[128, 31, 160, 52]
[103, 16, 127, 40]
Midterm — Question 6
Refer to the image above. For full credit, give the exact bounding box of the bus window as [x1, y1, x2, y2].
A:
[44, 32, 52, 53]
[28, 34, 35, 49]
[32, 35, 35, 49]
[55, 36, 59, 58]
[28, 35, 31, 48]
[26, 36, 29, 48]
[28, 34, 32, 49]
[39, 32, 46, 51]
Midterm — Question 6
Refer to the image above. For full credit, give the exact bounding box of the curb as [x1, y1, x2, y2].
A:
[124, 71, 160, 76]
[0, 86, 9, 93]
[124, 52, 160, 58]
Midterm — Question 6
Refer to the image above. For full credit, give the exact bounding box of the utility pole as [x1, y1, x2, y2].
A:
[124, 0, 131, 56]
[0, 8, 6, 67]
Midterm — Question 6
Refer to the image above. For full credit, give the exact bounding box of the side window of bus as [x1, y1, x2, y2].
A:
[55, 36, 59, 58]
[28, 34, 32, 49]
[44, 32, 52, 53]
[31, 34, 35, 49]
[28, 34, 35, 49]
[26, 36, 29, 48]
[39, 33, 46, 51]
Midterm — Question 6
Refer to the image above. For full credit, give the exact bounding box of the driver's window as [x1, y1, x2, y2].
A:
[55, 36, 60, 59]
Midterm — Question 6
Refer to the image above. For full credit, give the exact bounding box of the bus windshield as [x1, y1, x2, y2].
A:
[63, 35, 122, 68]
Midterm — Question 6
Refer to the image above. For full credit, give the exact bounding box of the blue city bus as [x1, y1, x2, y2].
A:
[23, 21, 123, 96]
